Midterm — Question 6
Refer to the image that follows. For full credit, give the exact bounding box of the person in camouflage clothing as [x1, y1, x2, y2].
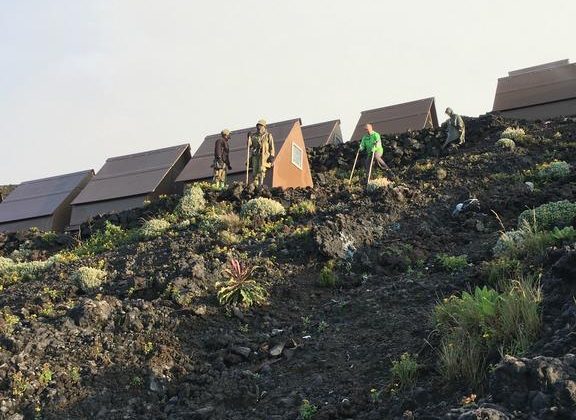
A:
[247, 119, 275, 186]
[443, 107, 466, 149]
[213, 129, 232, 188]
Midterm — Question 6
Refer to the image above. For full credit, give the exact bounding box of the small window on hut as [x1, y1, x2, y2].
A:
[291, 143, 303, 170]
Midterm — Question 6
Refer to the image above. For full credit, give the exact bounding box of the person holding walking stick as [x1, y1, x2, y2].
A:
[247, 119, 275, 187]
[359, 123, 394, 181]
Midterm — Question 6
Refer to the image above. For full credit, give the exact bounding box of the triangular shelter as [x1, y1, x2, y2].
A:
[492, 59, 576, 120]
[176, 119, 313, 189]
[302, 120, 343, 149]
[69, 144, 191, 228]
[350, 97, 439, 141]
[0, 170, 94, 233]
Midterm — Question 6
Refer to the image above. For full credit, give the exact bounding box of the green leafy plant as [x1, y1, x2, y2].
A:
[39, 363, 53, 386]
[0, 257, 52, 287]
[299, 399, 318, 419]
[534, 160, 570, 181]
[290, 200, 317, 217]
[518, 200, 576, 231]
[318, 260, 339, 287]
[391, 353, 420, 390]
[178, 185, 206, 217]
[483, 257, 522, 288]
[496, 138, 515, 150]
[0, 308, 20, 334]
[75, 221, 135, 257]
[437, 254, 468, 272]
[72, 266, 107, 292]
[501, 127, 526, 141]
[240, 198, 285, 219]
[11, 371, 28, 397]
[139, 218, 171, 239]
[434, 277, 541, 388]
[68, 366, 81, 383]
[216, 259, 268, 308]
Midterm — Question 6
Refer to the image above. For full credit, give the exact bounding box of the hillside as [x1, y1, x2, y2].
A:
[0, 114, 575, 419]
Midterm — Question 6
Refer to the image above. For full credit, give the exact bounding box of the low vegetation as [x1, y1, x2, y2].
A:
[289, 200, 317, 217]
[72, 266, 108, 292]
[435, 276, 541, 388]
[216, 259, 268, 309]
[390, 353, 420, 390]
[178, 185, 206, 217]
[495, 138, 515, 150]
[534, 160, 570, 181]
[318, 260, 339, 287]
[240, 198, 285, 219]
[517, 200, 576, 231]
[298, 399, 318, 419]
[500, 127, 526, 142]
[367, 177, 392, 192]
[436, 254, 468, 272]
[139, 218, 171, 239]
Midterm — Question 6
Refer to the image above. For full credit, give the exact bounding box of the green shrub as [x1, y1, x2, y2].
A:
[496, 138, 515, 150]
[0, 258, 52, 287]
[437, 254, 468, 272]
[391, 353, 420, 390]
[493, 230, 525, 256]
[367, 177, 392, 192]
[435, 278, 541, 387]
[518, 200, 576, 231]
[140, 218, 171, 239]
[483, 257, 522, 287]
[318, 260, 339, 287]
[0, 308, 20, 334]
[219, 230, 240, 246]
[75, 221, 134, 257]
[240, 198, 285, 219]
[534, 160, 570, 181]
[290, 200, 317, 217]
[501, 127, 526, 141]
[178, 185, 206, 217]
[216, 259, 268, 309]
[216, 212, 243, 232]
[72, 267, 107, 292]
[299, 400, 318, 420]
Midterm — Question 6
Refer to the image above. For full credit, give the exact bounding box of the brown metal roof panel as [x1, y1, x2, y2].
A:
[351, 98, 436, 140]
[493, 63, 576, 111]
[302, 120, 341, 148]
[72, 144, 190, 205]
[508, 59, 569, 77]
[0, 170, 94, 223]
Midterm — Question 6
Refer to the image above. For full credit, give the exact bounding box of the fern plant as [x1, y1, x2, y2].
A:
[216, 259, 268, 309]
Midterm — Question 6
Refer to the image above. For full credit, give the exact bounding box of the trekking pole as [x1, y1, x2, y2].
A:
[366, 151, 375, 186]
[245, 133, 251, 186]
[348, 147, 361, 184]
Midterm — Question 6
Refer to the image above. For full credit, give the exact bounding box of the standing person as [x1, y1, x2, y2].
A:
[359, 123, 394, 179]
[443, 107, 466, 149]
[247, 119, 275, 186]
[213, 129, 232, 188]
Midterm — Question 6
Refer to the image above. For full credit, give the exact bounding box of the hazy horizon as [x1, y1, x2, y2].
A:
[1, 0, 575, 184]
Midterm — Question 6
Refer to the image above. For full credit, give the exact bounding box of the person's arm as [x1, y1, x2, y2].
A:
[359, 137, 366, 151]
[215, 139, 223, 161]
[372, 133, 381, 152]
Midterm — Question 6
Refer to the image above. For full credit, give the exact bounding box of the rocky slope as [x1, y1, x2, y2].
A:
[0, 114, 575, 419]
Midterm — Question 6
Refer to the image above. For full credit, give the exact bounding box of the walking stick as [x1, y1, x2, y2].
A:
[366, 151, 375, 186]
[348, 147, 361, 184]
[245, 133, 251, 186]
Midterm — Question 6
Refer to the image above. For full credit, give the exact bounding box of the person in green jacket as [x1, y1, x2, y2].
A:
[359, 124, 393, 176]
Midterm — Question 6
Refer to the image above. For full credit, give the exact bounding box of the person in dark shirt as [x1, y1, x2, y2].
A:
[213, 129, 232, 188]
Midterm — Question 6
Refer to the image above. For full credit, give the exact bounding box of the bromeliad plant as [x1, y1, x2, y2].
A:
[216, 259, 268, 309]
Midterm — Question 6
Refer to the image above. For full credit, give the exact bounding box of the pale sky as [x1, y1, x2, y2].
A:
[1, 0, 575, 184]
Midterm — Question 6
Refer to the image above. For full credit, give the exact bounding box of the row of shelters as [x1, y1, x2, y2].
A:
[2, 59, 575, 233]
